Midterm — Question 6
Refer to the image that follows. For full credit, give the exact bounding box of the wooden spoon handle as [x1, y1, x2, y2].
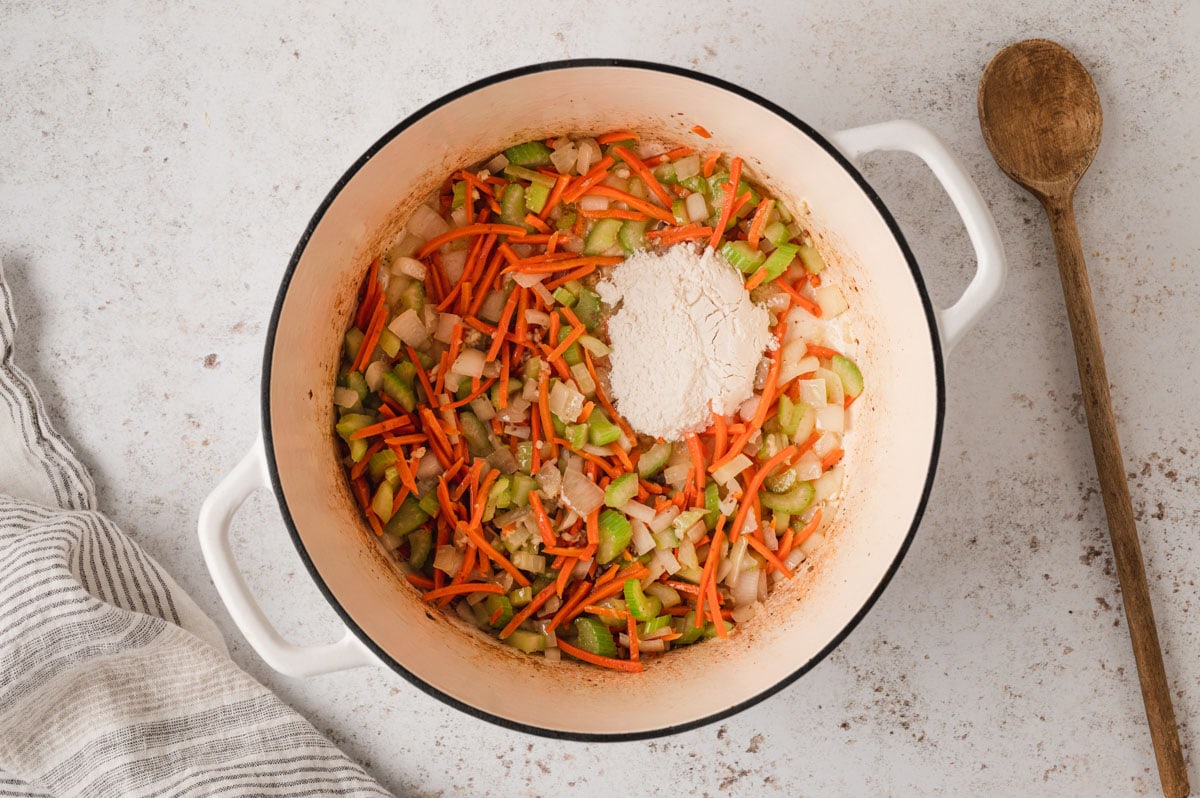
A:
[1046, 196, 1190, 798]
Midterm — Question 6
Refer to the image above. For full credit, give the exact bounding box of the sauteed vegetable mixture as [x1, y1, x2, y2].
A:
[333, 131, 863, 672]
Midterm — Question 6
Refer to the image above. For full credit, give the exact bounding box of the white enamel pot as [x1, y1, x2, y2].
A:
[198, 60, 1005, 740]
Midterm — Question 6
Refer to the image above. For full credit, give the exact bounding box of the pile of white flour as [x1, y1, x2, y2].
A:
[596, 245, 772, 441]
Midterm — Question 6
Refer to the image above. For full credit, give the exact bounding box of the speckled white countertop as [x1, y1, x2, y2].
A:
[2, 2, 1197, 795]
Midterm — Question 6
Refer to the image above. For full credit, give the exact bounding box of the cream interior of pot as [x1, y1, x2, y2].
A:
[267, 65, 939, 735]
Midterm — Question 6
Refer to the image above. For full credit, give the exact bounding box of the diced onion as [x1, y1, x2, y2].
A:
[813, 431, 840, 458]
[560, 468, 604, 515]
[524, 309, 551, 326]
[621, 500, 656, 524]
[441, 249, 468, 283]
[662, 464, 690, 490]
[435, 312, 461, 344]
[548, 380, 585, 423]
[333, 387, 360, 408]
[513, 551, 546, 573]
[815, 404, 845, 433]
[391, 256, 426, 280]
[732, 567, 760, 607]
[512, 271, 545, 288]
[812, 465, 844, 503]
[649, 506, 680, 534]
[433, 545, 464, 576]
[569, 362, 595, 397]
[486, 447, 518, 476]
[799, 379, 827, 407]
[579, 195, 609, 212]
[388, 309, 430, 349]
[738, 394, 760, 422]
[578, 335, 611, 356]
[500, 518, 532, 546]
[531, 282, 554, 307]
[550, 141, 578, 174]
[731, 602, 760, 623]
[543, 646, 561, 662]
[408, 204, 450, 241]
[793, 450, 822, 482]
[387, 231, 423, 259]
[799, 531, 826, 557]
[364, 360, 387, 392]
[535, 463, 562, 499]
[711, 453, 752, 486]
[652, 546, 681, 576]
[449, 207, 469, 228]
[451, 348, 486, 378]
[478, 290, 507, 324]
[685, 192, 709, 223]
[815, 285, 849, 318]
[723, 536, 749, 587]
[673, 154, 701, 181]
[631, 519, 655, 556]
[415, 451, 443, 479]
[763, 520, 779, 551]
[538, 594, 561, 616]
[469, 396, 496, 421]
[575, 138, 601, 174]
[486, 154, 508, 172]
[784, 547, 806, 571]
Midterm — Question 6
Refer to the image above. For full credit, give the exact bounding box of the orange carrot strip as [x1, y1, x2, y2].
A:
[582, 604, 628, 620]
[555, 558, 576, 597]
[642, 146, 695, 167]
[499, 584, 557, 639]
[543, 546, 592, 558]
[524, 213, 551, 234]
[539, 174, 571, 219]
[547, 581, 591, 631]
[547, 323, 585, 362]
[701, 149, 721, 178]
[350, 293, 387, 373]
[820, 447, 845, 470]
[597, 130, 639, 144]
[729, 444, 797, 541]
[743, 266, 769, 291]
[711, 413, 728, 465]
[503, 255, 624, 275]
[586, 507, 600, 546]
[746, 197, 773, 249]
[458, 518, 530, 588]
[627, 611, 640, 661]
[583, 349, 636, 442]
[422, 581, 505, 603]
[649, 224, 714, 246]
[406, 572, 435, 590]
[611, 144, 674, 208]
[578, 207, 650, 221]
[485, 289, 522, 361]
[348, 416, 410, 441]
[706, 575, 727, 638]
[528, 491, 557, 548]
[349, 440, 384, 479]
[692, 125, 712, 138]
[695, 518, 726, 627]
[562, 155, 616, 202]
[355, 258, 380, 330]
[557, 639, 644, 672]
[686, 433, 707, 498]
[793, 507, 824, 549]
[537, 368, 557, 457]
[775, 280, 823, 317]
[416, 223, 527, 259]
[807, 343, 843, 360]
[386, 445, 421, 495]
[708, 156, 743, 250]
[579, 185, 675, 224]
[744, 534, 794, 579]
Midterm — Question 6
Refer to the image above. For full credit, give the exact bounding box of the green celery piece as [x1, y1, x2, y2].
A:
[500, 183, 526, 227]
[503, 164, 556, 186]
[653, 161, 677, 184]
[674, 612, 705, 645]
[573, 289, 602, 331]
[524, 181, 551, 214]
[759, 481, 815, 514]
[458, 411, 493, 457]
[596, 509, 633, 564]
[484, 594, 514, 628]
[335, 413, 375, 441]
[776, 394, 803, 438]
[400, 280, 424, 314]
[554, 210, 577, 231]
[623, 578, 663, 622]
[515, 441, 534, 474]
[417, 490, 440, 517]
[720, 240, 766, 273]
[387, 496, 429, 537]
[556, 324, 583, 366]
[584, 218, 622, 255]
[367, 449, 398, 482]
[671, 199, 688, 224]
[451, 181, 467, 210]
[508, 585, 533, 607]
[378, 328, 402, 358]
[762, 220, 790, 247]
[503, 140, 553, 166]
[380, 372, 416, 412]
[703, 482, 721, 529]
[638, 614, 672, 636]
[510, 473, 536, 507]
[618, 220, 647, 254]
[344, 371, 369, 401]
[344, 327, 364, 361]
[680, 175, 709, 196]
[371, 481, 395, 524]
[348, 438, 368, 462]
[797, 244, 826, 274]
[587, 411, 621, 446]
[565, 423, 589, 450]
[552, 286, 577, 307]
[407, 528, 432, 570]
[830, 354, 864, 398]
[637, 441, 672, 478]
[760, 243, 800, 282]
[506, 629, 546, 653]
[573, 616, 617, 657]
[604, 472, 638, 508]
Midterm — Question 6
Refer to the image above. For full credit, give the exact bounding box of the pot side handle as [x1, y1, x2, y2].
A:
[197, 434, 377, 677]
[827, 120, 1006, 355]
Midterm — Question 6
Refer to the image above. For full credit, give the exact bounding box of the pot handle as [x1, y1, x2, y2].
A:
[197, 434, 377, 677]
[827, 120, 1006, 354]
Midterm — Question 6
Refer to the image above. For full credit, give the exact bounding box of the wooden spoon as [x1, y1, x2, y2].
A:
[978, 39, 1189, 798]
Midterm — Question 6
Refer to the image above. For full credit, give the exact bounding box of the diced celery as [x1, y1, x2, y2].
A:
[604, 472, 639, 508]
[458, 411, 493, 457]
[759, 481, 815, 514]
[506, 629, 547, 653]
[451, 181, 467, 210]
[556, 324, 583, 366]
[367, 449, 398, 482]
[503, 164, 556, 186]
[552, 286, 577, 307]
[387, 496, 429, 537]
[407, 528, 432, 570]
[618, 220, 647, 254]
[830, 354, 864, 398]
[345, 371, 369, 401]
[417, 490, 440, 517]
[371, 481, 395, 523]
[763, 465, 797, 494]
[653, 161, 677, 184]
[400, 280, 424, 314]
[348, 439, 368, 462]
[503, 140, 553, 167]
[720, 240, 765, 273]
[484, 594, 514, 629]
[381, 371, 416, 412]
[490, 377, 523, 407]
[510, 473, 536, 506]
[798, 244, 826, 274]
[597, 509, 633, 565]
[515, 441, 534, 474]
[573, 288, 601, 331]
[623, 578, 663, 622]
[508, 585, 533, 608]
[554, 210, 577, 231]
[777, 394, 805, 438]
[703, 482, 721, 529]
[573, 617, 616, 657]
[763, 220, 791, 247]
[500, 183, 526, 227]
[588, 411, 621, 446]
[671, 199, 688, 224]
[673, 612, 705, 645]
[644, 582, 681, 609]
[760, 242, 799, 282]
[344, 327, 364, 361]
[335, 413, 375, 441]
[378, 328, 402, 358]
[525, 181, 551, 214]
[638, 614, 672, 636]
[584, 218, 622, 255]
[565, 423, 589, 450]
[637, 441, 672, 478]
[703, 620, 734, 638]
[680, 175, 709, 196]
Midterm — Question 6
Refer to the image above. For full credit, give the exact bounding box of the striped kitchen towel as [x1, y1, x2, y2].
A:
[0, 260, 393, 798]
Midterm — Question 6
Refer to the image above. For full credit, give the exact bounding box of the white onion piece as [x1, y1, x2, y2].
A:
[676, 539, 699, 570]
[502, 424, 530, 439]
[651, 546, 681, 576]
[498, 396, 531, 423]
[500, 518, 532, 546]
[522, 376, 540, 402]
[408, 204, 450, 241]
[723, 536, 749, 587]
[524, 308, 551, 326]
[443, 371, 463, 394]
[738, 394, 760, 422]
[579, 195, 609, 211]
[815, 404, 845, 433]
[784, 547, 806, 571]
[543, 646, 561, 662]
[469, 396, 496, 421]
[812, 466, 844, 504]
[440, 249, 468, 283]
[685, 192, 708, 223]
[622, 500, 656, 524]
[763, 520, 779, 551]
[486, 154, 508, 172]
[333, 387, 360, 408]
[631, 518, 655, 556]
[422, 303, 439, 335]
[535, 462, 562, 500]
[434, 312, 460, 344]
[731, 602, 760, 623]
[455, 601, 479, 626]
[662, 463, 690, 490]
[581, 444, 613, 457]
[509, 270, 543, 289]
[548, 380, 584, 423]
[710, 453, 752, 486]
[673, 153, 701, 181]
[388, 309, 430, 349]
[813, 431, 840, 458]
[815, 284, 849, 318]
[798, 379, 827, 407]
[391, 256, 426, 280]
[560, 468, 604, 515]
[732, 567, 760, 607]
[415, 451, 443, 479]
[649, 506, 681, 534]
[478, 290, 507, 324]
[550, 141, 577, 174]
[513, 551, 546, 573]
[433, 545, 463, 576]
[486, 447, 518, 476]
[556, 508, 580, 531]
[799, 531, 825, 557]
[638, 639, 667, 654]
[388, 230, 423, 259]
[483, 360, 501, 379]
[718, 492, 738, 516]
[793, 450, 822, 482]
[577, 335, 611, 356]
[448, 207, 469, 229]
[531, 282, 554, 307]
[791, 403, 816, 444]
[571, 558, 592, 579]
[575, 138, 601, 174]
[451, 348, 485, 378]
[569, 362, 595, 397]
[364, 360, 388, 392]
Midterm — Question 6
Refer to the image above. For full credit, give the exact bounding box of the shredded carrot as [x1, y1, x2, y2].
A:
[416, 223, 527, 259]
[523, 213, 551, 234]
[499, 584, 557, 639]
[743, 266, 769, 291]
[547, 323, 585, 362]
[539, 174, 571, 219]
[820, 447, 845, 470]
[744, 534, 794, 579]
[611, 144, 674, 208]
[578, 207, 650, 221]
[746, 197, 773, 249]
[582, 604, 627, 620]
[691, 124, 712, 138]
[649, 224, 714, 246]
[807, 343, 843, 360]
[708, 156, 744, 251]
[686, 433, 706, 498]
[422, 579, 504, 603]
[626, 611, 640, 661]
[528, 491, 557, 548]
[597, 130, 639, 145]
[562, 155, 616, 203]
[557, 639, 644, 672]
[348, 416, 410, 441]
[642, 146, 695, 167]
[730, 445, 797, 541]
[701, 149, 721, 178]
[776, 280, 823, 316]
[577, 185, 676, 224]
